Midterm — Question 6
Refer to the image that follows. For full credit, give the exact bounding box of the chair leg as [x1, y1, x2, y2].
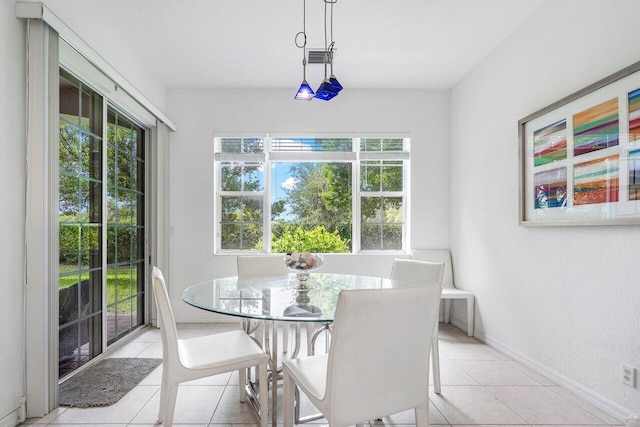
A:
[444, 299, 452, 323]
[239, 368, 247, 403]
[157, 369, 169, 424]
[305, 323, 314, 356]
[466, 296, 475, 336]
[415, 403, 429, 427]
[282, 370, 295, 427]
[255, 322, 265, 346]
[431, 333, 441, 394]
[283, 323, 289, 353]
[163, 383, 179, 427]
[258, 361, 268, 427]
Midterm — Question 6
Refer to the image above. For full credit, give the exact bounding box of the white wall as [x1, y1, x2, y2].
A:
[37, 0, 167, 111]
[165, 88, 450, 321]
[0, 2, 27, 424]
[450, 0, 640, 418]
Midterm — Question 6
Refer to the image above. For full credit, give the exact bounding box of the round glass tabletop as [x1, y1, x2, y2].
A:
[181, 272, 401, 323]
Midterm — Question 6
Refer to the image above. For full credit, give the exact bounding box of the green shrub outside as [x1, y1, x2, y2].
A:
[269, 225, 350, 253]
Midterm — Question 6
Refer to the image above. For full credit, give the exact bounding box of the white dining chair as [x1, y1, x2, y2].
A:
[151, 267, 269, 427]
[237, 254, 290, 284]
[237, 255, 294, 352]
[236, 255, 288, 340]
[390, 258, 444, 394]
[282, 285, 442, 427]
[237, 255, 316, 356]
[412, 249, 475, 336]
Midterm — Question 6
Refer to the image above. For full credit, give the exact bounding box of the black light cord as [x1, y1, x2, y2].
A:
[330, 0, 334, 49]
[295, 0, 307, 50]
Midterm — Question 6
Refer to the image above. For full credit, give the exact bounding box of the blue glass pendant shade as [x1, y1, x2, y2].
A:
[329, 74, 343, 93]
[294, 80, 315, 101]
[314, 79, 338, 101]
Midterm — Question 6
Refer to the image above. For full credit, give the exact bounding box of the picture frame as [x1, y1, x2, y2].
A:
[519, 60, 640, 226]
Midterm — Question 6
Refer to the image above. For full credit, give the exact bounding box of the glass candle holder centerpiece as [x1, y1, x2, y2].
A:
[284, 252, 323, 314]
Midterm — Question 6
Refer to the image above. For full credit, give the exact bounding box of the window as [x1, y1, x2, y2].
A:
[215, 136, 409, 253]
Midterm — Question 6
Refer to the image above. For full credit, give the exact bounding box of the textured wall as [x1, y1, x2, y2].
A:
[450, 0, 640, 417]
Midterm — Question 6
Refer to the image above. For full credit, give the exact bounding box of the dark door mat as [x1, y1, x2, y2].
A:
[59, 357, 162, 408]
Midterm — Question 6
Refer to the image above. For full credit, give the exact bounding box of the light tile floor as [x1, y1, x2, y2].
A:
[22, 322, 623, 427]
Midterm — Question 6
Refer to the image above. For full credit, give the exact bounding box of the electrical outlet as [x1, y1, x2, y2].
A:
[622, 364, 636, 387]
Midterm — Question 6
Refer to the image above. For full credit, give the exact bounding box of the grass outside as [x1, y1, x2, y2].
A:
[59, 265, 140, 305]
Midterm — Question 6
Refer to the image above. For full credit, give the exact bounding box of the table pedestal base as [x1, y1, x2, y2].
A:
[243, 320, 331, 427]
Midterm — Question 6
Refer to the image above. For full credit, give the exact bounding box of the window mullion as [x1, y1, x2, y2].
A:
[219, 190, 264, 197]
[353, 138, 361, 253]
[264, 136, 272, 253]
[214, 160, 221, 252]
[361, 191, 404, 198]
[403, 156, 410, 252]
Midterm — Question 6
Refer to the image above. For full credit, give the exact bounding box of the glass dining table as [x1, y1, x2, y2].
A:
[181, 272, 407, 427]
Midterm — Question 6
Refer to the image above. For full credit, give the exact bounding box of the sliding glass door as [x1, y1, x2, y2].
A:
[58, 70, 104, 378]
[58, 68, 147, 378]
[106, 108, 146, 345]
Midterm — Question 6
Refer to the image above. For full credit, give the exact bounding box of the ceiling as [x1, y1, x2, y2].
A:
[42, 0, 545, 90]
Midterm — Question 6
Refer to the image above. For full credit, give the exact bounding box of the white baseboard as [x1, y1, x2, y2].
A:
[448, 313, 469, 333]
[0, 408, 19, 427]
[470, 324, 630, 423]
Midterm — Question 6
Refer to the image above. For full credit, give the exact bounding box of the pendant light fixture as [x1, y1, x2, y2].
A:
[294, 57, 315, 101]
[314, 51, 338, 101]
[329, 50, 343, 93]
[327, 0, 343, 94]
[294, 0, 343, 102]
[294, 0, 315, 101]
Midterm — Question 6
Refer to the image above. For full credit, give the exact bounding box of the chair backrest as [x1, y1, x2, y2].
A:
[151, 267, 180, 367]
[325, 285, 441, 425]
[411, 249, 454, 289]
[390, 258, 445, 286]
[237, 255, 289, 285]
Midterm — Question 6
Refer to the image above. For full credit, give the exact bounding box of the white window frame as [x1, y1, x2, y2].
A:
[214, 135, 410, 254]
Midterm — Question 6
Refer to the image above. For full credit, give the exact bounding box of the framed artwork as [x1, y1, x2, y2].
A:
[519, 60, 640, 225]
